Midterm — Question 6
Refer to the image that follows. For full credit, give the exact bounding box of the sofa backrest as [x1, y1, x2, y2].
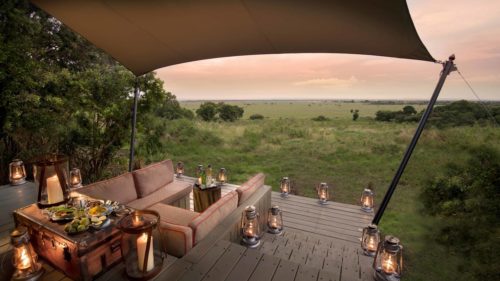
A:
[189, 191, 238, 245]
[77, 172, 137, 204]
[235, 173, 265, 206]
[132, 159, 174, 198]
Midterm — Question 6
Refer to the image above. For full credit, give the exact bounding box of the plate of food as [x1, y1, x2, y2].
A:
[86, 204, 112, 217]
[90, 215, 110, 230]
[64, 218, 90, 235]
[48, 206, 76, 221]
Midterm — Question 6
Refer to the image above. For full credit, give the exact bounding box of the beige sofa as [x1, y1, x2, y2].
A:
[77, 159, 192, 210]
[150, 173, 266, 257]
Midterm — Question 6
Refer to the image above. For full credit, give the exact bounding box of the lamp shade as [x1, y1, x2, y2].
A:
[317, 182, 329, 204]
[360, 188, 374, 212]
[373, 235, 403, 281]
[175, 162, 184, 177]
[33, 155, 70, 208]
[240, 206, 261, 248]
[280, 177, 291, 197]
[69, 168, 82, 189]
[267, 205, 283, 235]
[217, 168, 227, 184]
[361, 224, 380, 256]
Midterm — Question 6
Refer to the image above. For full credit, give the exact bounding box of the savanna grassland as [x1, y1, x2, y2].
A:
[151, 100, 499, 281]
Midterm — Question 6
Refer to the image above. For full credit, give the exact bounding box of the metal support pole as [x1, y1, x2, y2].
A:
[128, 78, 140, 172]
[372, 54, 456, 225]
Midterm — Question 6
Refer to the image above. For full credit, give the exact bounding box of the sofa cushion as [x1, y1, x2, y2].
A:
[189, 191, 238, 244]
[126, 180, 192, 210]
[77, 173, 137, 203]
[149, 203, 198, 257]
[133, 159, 174, 198]
[235, 173, 265, 205]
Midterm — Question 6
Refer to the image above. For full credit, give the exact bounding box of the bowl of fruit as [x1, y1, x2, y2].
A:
[90, 215, 110, 230]
[64, 217, 90, 235]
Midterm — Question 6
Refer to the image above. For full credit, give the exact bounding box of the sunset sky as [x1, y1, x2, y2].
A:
[156, 0, 500, 101]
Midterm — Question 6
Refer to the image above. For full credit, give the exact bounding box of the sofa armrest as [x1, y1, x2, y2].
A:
[158, 221, 193, 258]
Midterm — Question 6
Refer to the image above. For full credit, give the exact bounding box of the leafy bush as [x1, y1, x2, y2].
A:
[312, 115, 330, 121]
[428, 100, 499, 128]
[352, 109, 359, 121]
[249, 114, 264, 120]
[218, 103, 244, 122]
[421, 145, 500, 280]
[196, 102, 218, 121]
[375, 110, 397, 122]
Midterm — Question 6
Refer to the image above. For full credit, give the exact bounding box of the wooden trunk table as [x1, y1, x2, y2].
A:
[13, 194, 127, 281]
[193, 185, 222, 212]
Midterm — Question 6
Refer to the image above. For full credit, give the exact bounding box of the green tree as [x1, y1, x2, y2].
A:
[249, 114, 264, 120]
[218, 103, 244, 122]
[352, 109, 359, 121]
[421, 145, 500, 280]
[196, 102, 218, 121]
[402, 105, 417, 115]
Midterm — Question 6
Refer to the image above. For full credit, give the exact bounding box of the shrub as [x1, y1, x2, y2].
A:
[218, 103, 244, 122]
[196, 102, 218, 121]
[249, 114, 264, 120]
[421, 145, 500, 279]
[375, 110, 397, 122]
[312, 115, 330, 121]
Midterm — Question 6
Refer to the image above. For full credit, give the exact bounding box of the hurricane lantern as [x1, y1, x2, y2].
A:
[10, 226, 44, 281]
[360, 188, 374, 212]
[267, 205, 284, 235]
[317, 182, 329, 204]
[280, 177, 291, 197]
[69, 168, 82, 189]
[33, 155, 70, 208]
[175, 162, 184, 178]
[373, 235, 403, 281]
[9, 159, 27, 186]
[217, 168, 227, 184]
[361, 224, 380, 256]
[240, 206, 261, 248]
[118, 210, 165, 280]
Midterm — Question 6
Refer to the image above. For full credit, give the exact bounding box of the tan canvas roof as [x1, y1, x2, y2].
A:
[31, 0, 435, 75]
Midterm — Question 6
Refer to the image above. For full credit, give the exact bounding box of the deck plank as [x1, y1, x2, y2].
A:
[271, 259, 299, 281]
[294, 265, 320, 281]
[225, 249, 263, 281]
[247, 254, 280, 281]
[201, 243, 246, 281]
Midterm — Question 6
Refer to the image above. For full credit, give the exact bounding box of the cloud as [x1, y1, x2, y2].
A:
[293, 76, 359, 88]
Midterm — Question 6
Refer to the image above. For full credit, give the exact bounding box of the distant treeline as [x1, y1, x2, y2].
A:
[375, 100, 500, 127]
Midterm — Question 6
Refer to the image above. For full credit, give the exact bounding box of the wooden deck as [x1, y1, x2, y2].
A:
[0, 181, 374, 281]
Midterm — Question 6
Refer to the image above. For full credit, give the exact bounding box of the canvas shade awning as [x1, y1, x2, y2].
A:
[31, 0, 435, 76]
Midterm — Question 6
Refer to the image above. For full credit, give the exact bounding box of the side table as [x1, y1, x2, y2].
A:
[193, 185, 221, 212]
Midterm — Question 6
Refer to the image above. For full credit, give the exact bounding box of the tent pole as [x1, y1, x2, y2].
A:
[372, 54, 456, 225]
[128, 78, 140, 172]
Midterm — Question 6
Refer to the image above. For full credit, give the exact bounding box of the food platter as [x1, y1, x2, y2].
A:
[64, 218, 90, 235]
[90, 215, 110, 230]
[47, 205, 77, 221]
[86, 204, 112, 217]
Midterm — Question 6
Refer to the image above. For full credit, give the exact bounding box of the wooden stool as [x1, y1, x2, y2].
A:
[193, 185, 221, 212]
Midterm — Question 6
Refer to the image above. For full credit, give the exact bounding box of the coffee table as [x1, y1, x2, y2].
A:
[13, 193, 128, 281]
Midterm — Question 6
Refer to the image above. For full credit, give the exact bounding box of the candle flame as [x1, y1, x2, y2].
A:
[381, 252, 397, 274]
[18, 247, 32, 270]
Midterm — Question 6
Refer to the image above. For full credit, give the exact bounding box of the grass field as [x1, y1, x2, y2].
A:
[145, 100, 498, 281]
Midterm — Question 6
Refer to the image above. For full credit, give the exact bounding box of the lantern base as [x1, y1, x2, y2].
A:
[361, 207, 374, 213]
[10, 178, 27, 186]
[176, 174, 183, 178]
[37, 197, 69, 209]
[124, 250, 164, 281]
[267, 228, 284, 235]
[318, 200, 328, 205]
[362, 249, 377, 257]
[11, 267, 45, 281]
[241, 238, 261, 248]
[70, 183, 83, 189]
[374, 270, 400, 281]
[280, 192, 289, 198]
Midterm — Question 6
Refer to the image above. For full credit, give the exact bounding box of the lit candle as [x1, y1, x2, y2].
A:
[363, 197, 371, 208]
[133, 215, 141, 227]
[71, 175, 80, 185]
[381, 253, 397, 274]
[320, 190, 327, 200]
[270, 217, 278, 228]
[367, 236, 377, 251]
[136, 233, 154, 272]
[12, 170, 22, 180]
[18, 247, 32, 270]
[245, 222, 255, 236]
[46, 175, 64, 204]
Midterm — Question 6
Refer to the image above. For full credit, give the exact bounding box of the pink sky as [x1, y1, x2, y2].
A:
[156, 0, 500, 101]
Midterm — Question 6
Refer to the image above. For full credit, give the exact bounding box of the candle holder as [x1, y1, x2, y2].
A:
[9, 159, 27, 186]
[361, 224, 380, 256]
[195, 165, 204, 187]
[217, 168, 227, 185]
[360, 188, 374, 212]
[373, 235, 403, 281]
[69, 168, 82, 189]
[117, 210, 165, 281]
[175, 162, 184, 178]
[267, 205, 284, 235]
[10, 226, 44, 281]
[33, 154, 70, 208]
[240, 206, 261, 248]
[280, 177, 291, 198]
[317, 182, 329, 205]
